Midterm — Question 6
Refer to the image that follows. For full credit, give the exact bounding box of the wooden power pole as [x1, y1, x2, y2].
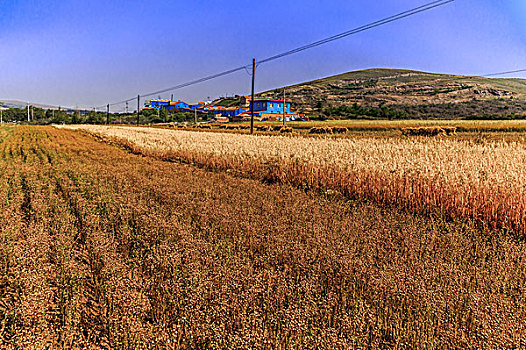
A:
[136, 95, 140, 126]
[250, 58, 256, 134]
[283, 88, 286, 126]
[106, 104, 110, 125]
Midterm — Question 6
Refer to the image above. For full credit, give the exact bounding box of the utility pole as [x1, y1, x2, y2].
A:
[136, 95, 140, 126]
[106, 104, 110, 124]
[283, 88, 286, 126]
[250, 58, 256, 134]
[0, 109, 2, 124]
[171, 94, 174, 102]
[31, 106, 34, 121]
[194, 108, 197, 124]
[126, 101, 129, 114]
[27, 103, 30, 122]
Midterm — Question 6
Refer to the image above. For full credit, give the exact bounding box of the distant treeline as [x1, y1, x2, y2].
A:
[2, 98, 524, 124]
[321, 102, 409, 120]
[0, 107, 214, 125]
[319, 99, 526, 120]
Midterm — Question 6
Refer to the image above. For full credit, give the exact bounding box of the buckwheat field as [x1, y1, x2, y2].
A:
[2, 124, 526, 348]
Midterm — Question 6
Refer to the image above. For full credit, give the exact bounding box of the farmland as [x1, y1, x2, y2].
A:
[152, 119, 526, 140]
[2, 125, 526, 348]
[272, 119, 526, 132]
[64, 124, 526, 237]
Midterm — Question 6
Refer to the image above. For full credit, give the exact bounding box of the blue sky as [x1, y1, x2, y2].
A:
[1, 0, 525, 110]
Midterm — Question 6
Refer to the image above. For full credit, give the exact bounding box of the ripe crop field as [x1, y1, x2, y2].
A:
[65, 125, 526, 237]
[2, 125, 526, 348]
[227, 119, 526, 133]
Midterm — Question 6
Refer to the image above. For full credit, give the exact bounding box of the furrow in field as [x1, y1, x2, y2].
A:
[33, 128, 154, 347]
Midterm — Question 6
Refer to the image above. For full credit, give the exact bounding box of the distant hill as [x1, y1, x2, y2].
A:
[259, 69, 526, 114]
[214, 69, 526, 119]
[0, 100, 90, 112]
[0, 100, 28, 109]
[0, 100, 55, 110]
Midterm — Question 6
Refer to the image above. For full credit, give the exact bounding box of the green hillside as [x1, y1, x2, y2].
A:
[250, 68, 526, 119]
[277, 68, 526, 94]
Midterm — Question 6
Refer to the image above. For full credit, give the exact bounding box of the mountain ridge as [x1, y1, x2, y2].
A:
[256, 68, 526, 115]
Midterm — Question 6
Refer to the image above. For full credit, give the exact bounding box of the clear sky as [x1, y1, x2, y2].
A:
[1, 0, 525, 110]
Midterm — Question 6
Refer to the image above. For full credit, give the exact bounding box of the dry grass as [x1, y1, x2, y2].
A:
[1, 125, 526, 348]
[63, 125, 526, 237]
[401, 126, 457, 136]
[235, 119, 526, 133]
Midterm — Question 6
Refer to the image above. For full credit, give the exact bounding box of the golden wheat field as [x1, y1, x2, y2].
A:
[2, 124, 526, 348]
[247, 119, 526, 133]
[63, 125, 526, 237]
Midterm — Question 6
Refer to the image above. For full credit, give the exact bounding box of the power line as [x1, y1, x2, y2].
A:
[140, 66, 250, 99]
[97, 0, 454, 109]
[259, 0, 454, 64]
[484, 69, 526, 77]
[95, 65, 251, 110]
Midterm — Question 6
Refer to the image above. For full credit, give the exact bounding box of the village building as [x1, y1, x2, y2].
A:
[239, 96, 251, 107]
[239, 99, 305, 121]
[253, 99, 292, 114]
[190, 102, 206, 110]
[143, 99, 191, 112]
[202, 106, 247, 118]
[166, 101, 190, 111]
[145, 99, 171, 110]
[143, 97, 305, 122]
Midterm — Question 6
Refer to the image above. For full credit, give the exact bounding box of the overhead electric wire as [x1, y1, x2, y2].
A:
[140, 65, 250, 99]
[258, 0, 454, 64]
[96, 66, 251, 109]
[484, 69, 526, 77]
[97, 0, 454, 109]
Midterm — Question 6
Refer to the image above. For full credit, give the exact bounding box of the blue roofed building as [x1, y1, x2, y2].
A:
[222, 107, 247, 117]
[250, 99, 294, 115]
[201, 106, 247, 120]
[148, 99, 171, 109]
[190, 102, 206, 110]
[144, 99, 190, 111]
[240, 99, 305, 121]
[166, 101, 190, 111]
